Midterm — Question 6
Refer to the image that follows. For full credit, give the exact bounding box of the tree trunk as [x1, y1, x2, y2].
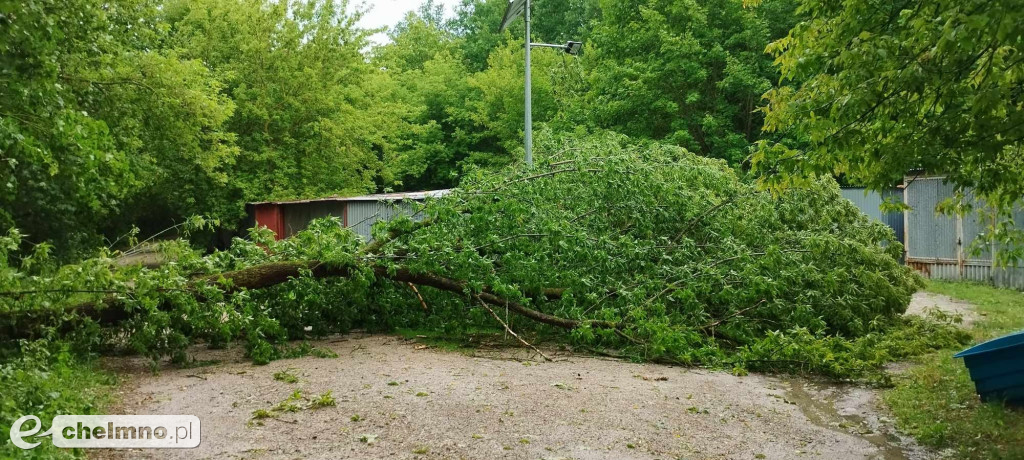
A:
[0, 261, 615, 341]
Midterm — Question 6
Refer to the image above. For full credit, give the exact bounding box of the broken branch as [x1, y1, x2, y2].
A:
[476, 296, 553, 362]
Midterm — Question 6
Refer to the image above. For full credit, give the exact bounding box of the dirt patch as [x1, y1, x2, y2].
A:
[93, 333, 934, 460]
[905, 292, 978, 326]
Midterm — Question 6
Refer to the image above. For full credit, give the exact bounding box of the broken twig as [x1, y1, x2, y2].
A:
[476, 296, 553, 362]
[407, 282, 428, 310]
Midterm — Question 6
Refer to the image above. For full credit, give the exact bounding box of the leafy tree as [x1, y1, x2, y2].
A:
[465, 40, 564, 158]
[0, 0, 235, 255]
[164, 0, 387, 210]
[73, 47, 237, 239]
[373, 7, 477, 190]
[377, 49, 480, 190]
[374, 1, 460, 74]
[376, 6, 584, 190]
[754, 0, 1023, 212]
[585, 0, 798, 166]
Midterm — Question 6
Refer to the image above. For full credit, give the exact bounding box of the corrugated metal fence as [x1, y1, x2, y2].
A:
[903, 176, 1024, 290]
[840, 187, 905, 246]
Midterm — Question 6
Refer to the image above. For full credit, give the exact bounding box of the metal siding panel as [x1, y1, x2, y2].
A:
[906, 178, 958, 260]
[992, 267, 1024, 290]
[841, 188, 884, 221]
[253, 204, 285, 240]
[905, 180, 933, 258]
[373, 202, 398, 240]
[840, 187, 904, 245]
[933, 181, 960, 260]
[346, 201, 378, 240]
[307, 202, 347, 235]
[961, 189, 992, 261]
[905, 178, 970, 282]
[931, 263, 961, 281]
[280, 201, 372, 240]
[282, 203, 310, 237]
[963, 263, 992, 284]
[345, 201, 420, 241]
[903, 178, 1024, 290]
[881, 189, 905, 245]
[282, 202, 343, 238]
[907, 261, 971, 282]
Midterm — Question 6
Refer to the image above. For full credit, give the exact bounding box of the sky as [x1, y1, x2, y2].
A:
[355, 0, 463, 44]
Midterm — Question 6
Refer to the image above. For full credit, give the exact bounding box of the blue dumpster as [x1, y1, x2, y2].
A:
[954, 330, 1024, 405]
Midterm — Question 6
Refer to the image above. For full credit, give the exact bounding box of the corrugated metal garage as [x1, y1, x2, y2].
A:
[248, 190, 451, 241]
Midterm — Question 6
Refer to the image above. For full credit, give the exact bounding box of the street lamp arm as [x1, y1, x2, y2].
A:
[530, 41, 583, 55]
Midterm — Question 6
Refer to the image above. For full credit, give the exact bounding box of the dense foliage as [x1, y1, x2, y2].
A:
[586, 0, 798, 164]
[2, 0, 809, 256]
[163, 0, 387, 204]
[0, 0, 236, 255]
[0, 133, 962, 378]
[0, 341, 114, 459]
[754, 0, 1024, 257]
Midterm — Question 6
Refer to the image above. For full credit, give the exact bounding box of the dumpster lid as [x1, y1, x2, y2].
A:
[954, 330, 1024, 358]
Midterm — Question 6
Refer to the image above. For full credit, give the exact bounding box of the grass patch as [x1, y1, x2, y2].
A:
[0, 341, 116, 459]
[273, 368, 299, 383]
[280, 342, 338, 359]
[310, 390, 335, 409]
[884, 281, 1024, 459]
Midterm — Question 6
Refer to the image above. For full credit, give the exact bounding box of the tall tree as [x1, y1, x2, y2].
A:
[0, 0, 234, 255]
[585, 0, 798, 166]
[375, 4, 579, 190]
[373, 8, 479, 190]
[165, 0, 387, 209]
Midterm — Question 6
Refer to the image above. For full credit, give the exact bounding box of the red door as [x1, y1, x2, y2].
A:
[253, 204, 285, 240]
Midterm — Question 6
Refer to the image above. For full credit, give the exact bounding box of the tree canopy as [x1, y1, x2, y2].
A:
[3, 0, 1022, 264]
[2, 0, 820, 256]
[586, 0, 798, 165]
[1, 0, 235, 254]
[754, 0, 1023, 210]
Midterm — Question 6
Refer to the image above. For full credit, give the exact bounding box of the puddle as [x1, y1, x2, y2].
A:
[784, 379, 912, 460]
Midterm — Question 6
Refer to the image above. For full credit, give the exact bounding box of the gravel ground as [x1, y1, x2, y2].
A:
[92, 293, 954, 460]
[903, 291, 978, 326]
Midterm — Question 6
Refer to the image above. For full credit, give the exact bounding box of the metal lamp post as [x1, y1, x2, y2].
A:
[499, 0, 581, 168]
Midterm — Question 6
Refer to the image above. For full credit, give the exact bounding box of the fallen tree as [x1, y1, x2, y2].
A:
[0, 261, 608, 338]
[2, 132, 951, 375]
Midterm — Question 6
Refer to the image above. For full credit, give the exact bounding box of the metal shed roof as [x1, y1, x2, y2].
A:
[249, 189, 452, 206]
